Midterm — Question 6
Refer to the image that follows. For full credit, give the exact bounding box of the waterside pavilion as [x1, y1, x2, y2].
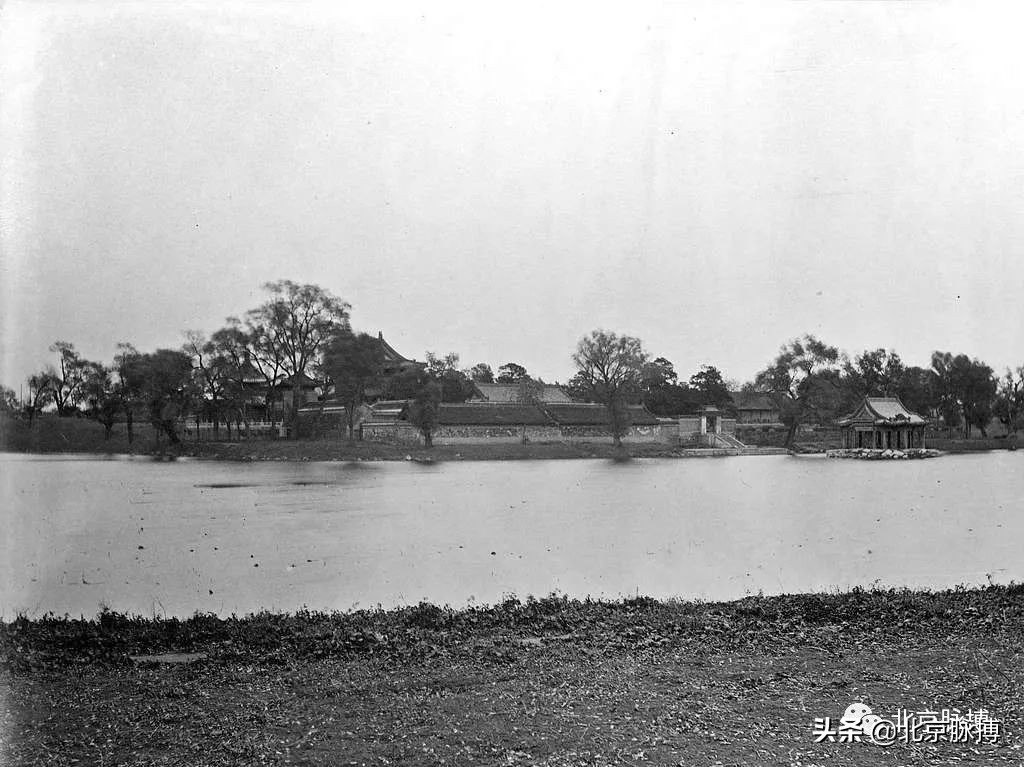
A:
[838, 396, 927, 449]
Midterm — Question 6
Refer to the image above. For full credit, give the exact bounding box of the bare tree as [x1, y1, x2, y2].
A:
[47, 341, 90, 416]
[572, 330, 648, 447]
[245, 281, 350, 430]
[24, 373, 55, 426]
[81, 363, 121, 440]
[183, 330, 233, 439]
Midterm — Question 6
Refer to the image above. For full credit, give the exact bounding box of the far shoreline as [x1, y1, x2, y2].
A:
[2, 414, 1017, 462]
[0, 440, 791, 463]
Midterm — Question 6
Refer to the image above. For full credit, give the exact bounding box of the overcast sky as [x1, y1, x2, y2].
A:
[2, 1, 1023, 392]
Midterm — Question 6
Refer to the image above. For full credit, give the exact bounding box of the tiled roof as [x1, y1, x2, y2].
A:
[366, 399, 410, 422]
[543, 404, 661, 426]
[730, 391, 777, 411]
[470, 383, 574, 404]
[279, 372, 321, 388]
[864, 397, 926, 424]
[838, 396, 926, 426]
[377, 333, 423, 367]
[437, 403, 552, 426]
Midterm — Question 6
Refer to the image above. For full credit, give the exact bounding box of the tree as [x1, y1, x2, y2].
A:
[245, 281, 350, 429]
[183, 330, 235, 438]
[46, 341, 91, 416]
[24, 373, 55, 426]
[641, 357, 677, 392]
[425, 351, 475, 403]
[572, 330, 648, 447]
[385, 367, 430, 400]
[0, 386, 18, 414]
[688, 365, 732, 409]
[496, 363, 528, 383]
[563, 371, 593, 402]
[754, 335, 841, 447]
[637, 356, 700, 416]
[895, 366, 937, 420]
[994, 367, 1024, 436]
[407, 381, 442, 447]
[931, 352, 998, 438]
[848, 348, 905, 397]
[122, 349, 195, 445]
[81, 363, 121, 440]
[467, 363, 494, 383]
[322, 331, 385, 439]
[113, 343, 143, 443]
[213, 319, 284, 422]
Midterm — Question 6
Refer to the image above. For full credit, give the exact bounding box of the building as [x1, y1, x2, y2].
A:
[729, 391, 781, 425]
[377, 332, 426, 378]
[468, 382, 574, 404]
[837, 396, 927, 449]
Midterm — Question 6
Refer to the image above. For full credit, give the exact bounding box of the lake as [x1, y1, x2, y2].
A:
[1, 451, 1021, 618]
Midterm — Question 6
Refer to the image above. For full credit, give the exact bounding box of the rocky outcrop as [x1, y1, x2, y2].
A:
[826, 448, 943, 460]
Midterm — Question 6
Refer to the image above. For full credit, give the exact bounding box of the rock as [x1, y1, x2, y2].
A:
[512, 637, 543, 647]
[129, 652, 208, 665]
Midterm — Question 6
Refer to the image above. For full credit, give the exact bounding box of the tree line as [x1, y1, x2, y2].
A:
[565, 330, 1022, 447]
[3, 283, 1022, 449]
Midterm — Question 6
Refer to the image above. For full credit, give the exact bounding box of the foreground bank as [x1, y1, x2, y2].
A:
[3, 586, 1023, 765]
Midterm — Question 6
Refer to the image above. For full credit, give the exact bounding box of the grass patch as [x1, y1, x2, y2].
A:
[3, 587, 1024, 765]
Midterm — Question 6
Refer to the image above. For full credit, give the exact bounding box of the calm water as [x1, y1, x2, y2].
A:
[1, 451, 1022, 618]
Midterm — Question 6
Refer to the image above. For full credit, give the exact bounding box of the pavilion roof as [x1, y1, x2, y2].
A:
[377, 332, 424, 368]
[838, 396, 926, 427]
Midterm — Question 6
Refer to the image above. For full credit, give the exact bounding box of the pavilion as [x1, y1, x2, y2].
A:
[837, 396, 927, 450]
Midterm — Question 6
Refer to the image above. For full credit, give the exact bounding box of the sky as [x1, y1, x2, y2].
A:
[2, 1, 1023, 393]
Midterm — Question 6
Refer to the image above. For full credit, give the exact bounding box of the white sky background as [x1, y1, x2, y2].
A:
[2, 1, 1023, 390]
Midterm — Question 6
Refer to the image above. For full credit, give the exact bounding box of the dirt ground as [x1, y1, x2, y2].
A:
[3, 589, 1024, 766]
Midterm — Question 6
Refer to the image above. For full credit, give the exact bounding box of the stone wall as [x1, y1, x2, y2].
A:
[432, 425, 563, 445]
[678, 416, 701, 444]
[361, 422, 423, 445]
[295, 411, 348, 440]
[557, 424, 665, 443]
[361, 421, 669, 445]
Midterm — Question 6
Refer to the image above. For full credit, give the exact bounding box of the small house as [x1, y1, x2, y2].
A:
[729, 391, 781, 425]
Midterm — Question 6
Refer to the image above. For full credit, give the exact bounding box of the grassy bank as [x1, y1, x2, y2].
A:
[0, 413, 146, 455]
[3, 586, 1024, 765]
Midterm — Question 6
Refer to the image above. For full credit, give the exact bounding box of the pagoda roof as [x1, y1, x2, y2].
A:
[377, 332, 423, 367]
[838, 396, 926, 427]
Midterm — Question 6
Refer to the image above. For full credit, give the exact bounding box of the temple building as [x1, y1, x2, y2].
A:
[838, 396, 927, 450]
[377, 332, 426, 378]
